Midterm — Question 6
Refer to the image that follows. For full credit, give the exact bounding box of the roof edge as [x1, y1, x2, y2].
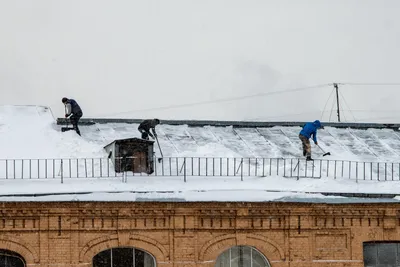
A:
[56, 118, 400, 130]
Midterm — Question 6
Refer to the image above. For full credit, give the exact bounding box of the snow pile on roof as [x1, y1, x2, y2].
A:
[0, 105, 107, 159]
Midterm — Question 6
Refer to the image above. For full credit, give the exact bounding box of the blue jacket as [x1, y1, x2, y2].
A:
[299, 120, 322, 143]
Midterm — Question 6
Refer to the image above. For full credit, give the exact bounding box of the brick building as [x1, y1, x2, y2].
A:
[0, 200, 399, 267]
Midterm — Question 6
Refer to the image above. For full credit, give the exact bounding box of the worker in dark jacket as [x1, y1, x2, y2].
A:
[62, 97, 83, 136]
[299, 120, 324, 160]
[138, 119, 160, 140]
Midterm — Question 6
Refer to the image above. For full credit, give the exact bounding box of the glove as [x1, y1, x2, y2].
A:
[65, 114, 69, 118]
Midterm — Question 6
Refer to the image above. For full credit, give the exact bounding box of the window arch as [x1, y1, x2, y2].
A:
[93, 247, 156, 267]
[215, 246, 270, 267]
[0, 249, 26, 267]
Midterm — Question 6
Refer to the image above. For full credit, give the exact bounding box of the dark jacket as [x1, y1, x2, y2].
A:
[138, 119, 157, 132]
[65, 99, 82, 116]
[299, 120, 322, 143]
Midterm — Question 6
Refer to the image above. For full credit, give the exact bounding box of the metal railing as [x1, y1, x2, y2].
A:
[0, 157, 399, 183]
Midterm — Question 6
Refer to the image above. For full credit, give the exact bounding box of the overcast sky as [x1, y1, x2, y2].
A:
[1, 0, 399, 122]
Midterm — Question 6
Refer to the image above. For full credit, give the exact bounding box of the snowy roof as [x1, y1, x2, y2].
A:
[1, 105, 400, 203]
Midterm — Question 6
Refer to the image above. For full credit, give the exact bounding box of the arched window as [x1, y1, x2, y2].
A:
[0, 249, 26, 267]
[215, 246, 270, 267]
[93, 247, 156, 267]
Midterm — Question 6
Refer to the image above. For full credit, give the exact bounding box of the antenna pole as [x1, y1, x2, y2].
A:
[334, 83, 341, 122]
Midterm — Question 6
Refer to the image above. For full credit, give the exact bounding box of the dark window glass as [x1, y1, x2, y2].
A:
[0, 250, 25, 267]
[377, 243, 397, 265]
[93, 250, 111, 267]
[112, 248, 133, 267]
[363, 244, 377, 267]
[363, 242, 400, 267]
[92, 247, 155, 267]
[135, 249, 145, 267]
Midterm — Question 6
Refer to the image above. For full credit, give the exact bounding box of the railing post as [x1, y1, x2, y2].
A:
[370, 162, 373, 180]
[241, 158, 243, 181]
[184, 158, 187, 183]
[85, 159, 88, 178]
[326, 160, 330, 177]
[161, 156, 165, 176]
[234, 158, 236, 176]
[391, 163, 394, 181]
[263, 158, 265, 177]
[378, 162, 380, 181]
[277, 158, 280, 175]
[248, 158, 251, 176]
[255, 158, 258, 176]
[92, 158, 94, 178]
[21, 159, 24, 179]
[385, 163, 387, 181]
[283, 159, 286, 177]
[219, 157, 221, 176]
[296, 159, 300, 180]
[192, 157, 195, 176]
[356, 162, 358, 183]
[363, 162, 365, 180]
[334, 160, 337, 179]
[340, 161, 344, 177]
[213, 158, 215, 176]
[60, 159, 63, 184]
[349, 161, 351, 179]
[269, 158, 272, 176]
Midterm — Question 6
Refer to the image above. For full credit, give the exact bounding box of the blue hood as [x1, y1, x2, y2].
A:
[313, 120, 323, 128]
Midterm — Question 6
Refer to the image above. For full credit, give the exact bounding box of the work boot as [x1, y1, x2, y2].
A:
[306, 155, 313, 161]
[303, 150, 306, 156]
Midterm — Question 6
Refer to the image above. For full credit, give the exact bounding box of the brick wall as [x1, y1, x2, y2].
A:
[0, 201, 398, 267]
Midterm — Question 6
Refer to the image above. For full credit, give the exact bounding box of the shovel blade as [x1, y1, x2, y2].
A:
[61, 127, 74, 132]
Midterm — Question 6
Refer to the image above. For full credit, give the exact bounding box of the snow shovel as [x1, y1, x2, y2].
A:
[154, 135, 163, 163]
[317, 144, 331, 157]
[61, 106, 74, 132]
[61, 117, 74, 132]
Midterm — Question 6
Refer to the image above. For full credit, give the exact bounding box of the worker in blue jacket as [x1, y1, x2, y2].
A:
[299, 120, 324, 160]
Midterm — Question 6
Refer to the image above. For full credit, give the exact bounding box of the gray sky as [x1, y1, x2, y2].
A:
[1, 0, 400, 122]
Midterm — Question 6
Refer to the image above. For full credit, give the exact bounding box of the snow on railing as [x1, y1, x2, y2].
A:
[0, 157, 399, 183]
